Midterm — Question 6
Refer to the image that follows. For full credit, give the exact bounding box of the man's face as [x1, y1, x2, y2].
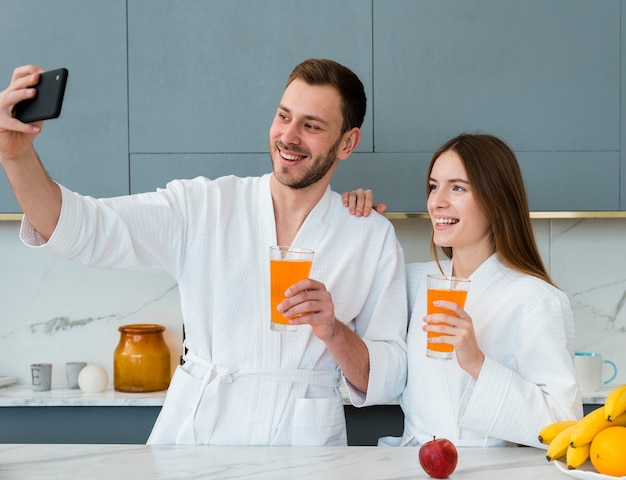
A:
[269, 79, 345, 189]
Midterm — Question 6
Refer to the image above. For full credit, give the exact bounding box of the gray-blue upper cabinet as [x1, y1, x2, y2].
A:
[370, 0, 621, 212]
[0, 1, 129, 213]
[0, 1, 623, 213]
[126, 0, 374, 194]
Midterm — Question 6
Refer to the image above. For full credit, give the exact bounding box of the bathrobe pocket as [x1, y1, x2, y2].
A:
[291, 396, 347, 446]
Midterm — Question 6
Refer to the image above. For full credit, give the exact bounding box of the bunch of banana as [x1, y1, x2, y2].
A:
[539, 383, 626, 470]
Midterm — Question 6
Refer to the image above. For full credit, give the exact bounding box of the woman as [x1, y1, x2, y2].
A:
[346, 133, 582, 448]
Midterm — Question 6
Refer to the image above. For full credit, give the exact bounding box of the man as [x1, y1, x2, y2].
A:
[0, 59, 407, 445]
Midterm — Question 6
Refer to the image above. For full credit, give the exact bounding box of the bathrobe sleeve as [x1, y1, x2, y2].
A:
[20, 183, 184, 274]
[457, 276, 582, 448]
[346, 246, 408, 407]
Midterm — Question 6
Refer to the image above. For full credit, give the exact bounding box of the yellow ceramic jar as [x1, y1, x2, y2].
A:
[113, 324, 171, 392]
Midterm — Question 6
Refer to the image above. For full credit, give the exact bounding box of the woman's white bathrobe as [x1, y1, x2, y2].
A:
[383, 255, 582, 448]
[20, 174, 408, 446]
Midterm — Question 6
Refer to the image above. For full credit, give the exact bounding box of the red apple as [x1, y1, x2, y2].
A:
[418, 436, 458, 478]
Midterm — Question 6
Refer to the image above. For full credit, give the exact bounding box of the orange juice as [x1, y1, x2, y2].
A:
[270, 258, 313, 327]
[427, 288, 468, 353]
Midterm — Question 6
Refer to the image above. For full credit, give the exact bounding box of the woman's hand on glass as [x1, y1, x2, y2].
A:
[423, 301, 485, 379]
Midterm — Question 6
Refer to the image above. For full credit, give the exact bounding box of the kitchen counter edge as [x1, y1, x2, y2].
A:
[0, 383, 610, 407]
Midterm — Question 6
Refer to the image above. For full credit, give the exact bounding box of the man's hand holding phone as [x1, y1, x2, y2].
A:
[14, 67, 68, 123]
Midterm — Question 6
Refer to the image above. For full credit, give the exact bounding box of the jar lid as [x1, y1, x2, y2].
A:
[118, 324, 165, 333]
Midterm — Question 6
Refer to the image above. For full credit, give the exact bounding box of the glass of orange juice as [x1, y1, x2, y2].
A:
[426, 274, 470, 359]
[270, 246, 314, 332]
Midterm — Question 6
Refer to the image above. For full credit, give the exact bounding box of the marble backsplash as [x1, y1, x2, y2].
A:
[1, 217, 625, 389]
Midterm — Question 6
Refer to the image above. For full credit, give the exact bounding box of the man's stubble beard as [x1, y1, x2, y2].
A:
[269, 138, 340, 190]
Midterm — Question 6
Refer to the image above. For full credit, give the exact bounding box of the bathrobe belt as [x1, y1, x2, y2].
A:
[177, 351, 342, 444]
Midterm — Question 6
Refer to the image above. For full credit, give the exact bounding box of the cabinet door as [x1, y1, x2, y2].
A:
[373, 0, 620, 211]
[0, 1, 128, 213]
[127, 0, 373, 156]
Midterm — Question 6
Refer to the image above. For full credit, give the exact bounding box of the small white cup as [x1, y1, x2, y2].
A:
[574, 352, 618, 392]
[31, 363, 52, 391]
[66, 362, 87, 389]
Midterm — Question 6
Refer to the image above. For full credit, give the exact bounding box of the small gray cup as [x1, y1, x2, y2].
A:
[65, 362, 87, 389]
[31, 363, 52, 391]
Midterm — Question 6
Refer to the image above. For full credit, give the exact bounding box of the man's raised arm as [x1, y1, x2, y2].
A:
[0, 65, 62, 241]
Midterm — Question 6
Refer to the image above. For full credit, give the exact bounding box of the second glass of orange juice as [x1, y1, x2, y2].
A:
[426, 274, 470, 359]
[270, 246, 314, 332]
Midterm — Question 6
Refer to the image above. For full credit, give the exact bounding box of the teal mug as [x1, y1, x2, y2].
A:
[574, 352, 618, 392]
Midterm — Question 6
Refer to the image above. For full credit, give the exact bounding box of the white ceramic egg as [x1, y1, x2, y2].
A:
[78, 364, 109, 393]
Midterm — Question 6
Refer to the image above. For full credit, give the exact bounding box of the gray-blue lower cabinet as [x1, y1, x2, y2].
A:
[0, 407, 161, 445]
[0, 405, 405, 446]
[0, 404, 602, 445]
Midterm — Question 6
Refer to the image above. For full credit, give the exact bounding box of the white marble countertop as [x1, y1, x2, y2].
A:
[0, 384, 166, 407]
[0, 383, 367, 407]
[0, 444, 586, 480]
[0, 382, 609, 407]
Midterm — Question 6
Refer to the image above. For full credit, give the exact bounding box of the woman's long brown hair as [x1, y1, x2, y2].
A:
[427, 133, 555, 287]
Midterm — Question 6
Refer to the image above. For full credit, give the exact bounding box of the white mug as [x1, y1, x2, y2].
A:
[574, 352, 618, 392]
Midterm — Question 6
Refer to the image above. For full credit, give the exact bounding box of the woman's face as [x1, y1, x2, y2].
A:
[427, 150, 493, 258]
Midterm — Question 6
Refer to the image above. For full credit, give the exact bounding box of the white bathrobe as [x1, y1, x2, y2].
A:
[21, 174, 408, 446]
[382, 254, 582, 448]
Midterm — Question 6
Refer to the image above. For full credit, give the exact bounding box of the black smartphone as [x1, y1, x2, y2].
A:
[14, 68, 68, 123]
